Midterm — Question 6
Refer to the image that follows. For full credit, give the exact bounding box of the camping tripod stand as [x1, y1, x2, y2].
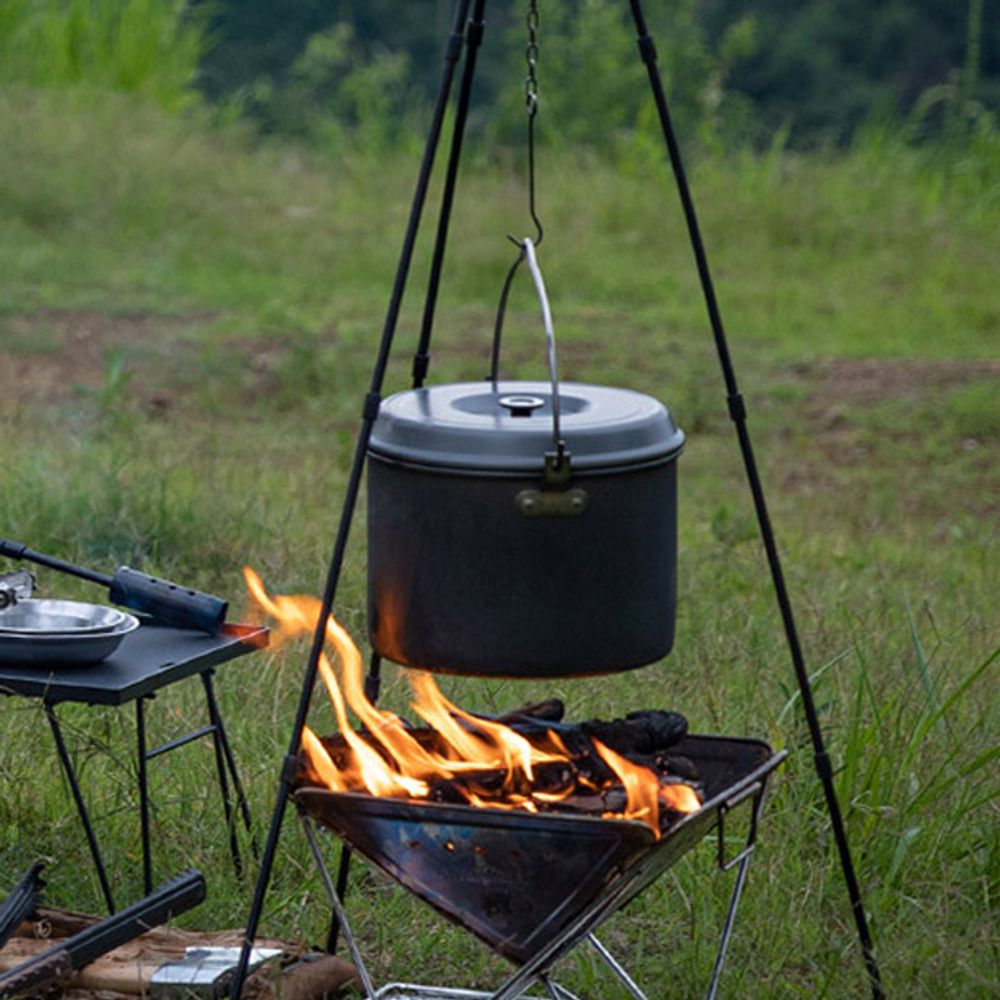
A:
[229, 1, 885, 996]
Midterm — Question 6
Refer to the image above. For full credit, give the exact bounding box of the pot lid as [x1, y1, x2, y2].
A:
[369, 381, 684, 472]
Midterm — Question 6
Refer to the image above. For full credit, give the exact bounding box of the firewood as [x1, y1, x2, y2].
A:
[488, 699, 565, 725]
[505, 709, 688, 757]
[2, 908, 357, 999]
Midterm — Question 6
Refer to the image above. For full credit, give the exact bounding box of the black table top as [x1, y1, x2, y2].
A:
[0, 622, 268, 706]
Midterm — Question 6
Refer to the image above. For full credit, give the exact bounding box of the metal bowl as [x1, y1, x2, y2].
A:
[0, 613, 140, 667]
[0, 600, 130, 635]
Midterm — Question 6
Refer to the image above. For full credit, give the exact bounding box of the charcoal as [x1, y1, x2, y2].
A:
[654, 753, 699, 782]
[491, 699, 565, 725]
[549, 787, 627, 816]
[298, 710, 701, 827]
[584, 710, 688, 755]
[503, 710, 688, 759]
[429, 778, 472, 804]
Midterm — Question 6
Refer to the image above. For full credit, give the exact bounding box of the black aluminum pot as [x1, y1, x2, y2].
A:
[366, 239, 684, 678]
[366, 378, 684, 678]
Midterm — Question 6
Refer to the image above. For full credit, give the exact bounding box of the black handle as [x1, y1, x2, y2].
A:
[110, 567, 227, 634]
[0, 539, 109, 586]
[0, 868, 206, 998]
[0, 860, 46, 951]
[0, 539, 228, 633]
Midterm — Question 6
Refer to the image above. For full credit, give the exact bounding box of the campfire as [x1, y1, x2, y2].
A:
[244, 569, 701, 839]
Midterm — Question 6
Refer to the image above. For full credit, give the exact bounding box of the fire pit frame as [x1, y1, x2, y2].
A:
[229, 0, 884, 997]
[298, 736, 787, 1000]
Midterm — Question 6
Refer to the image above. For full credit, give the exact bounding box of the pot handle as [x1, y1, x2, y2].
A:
[491, 237, 568, 474]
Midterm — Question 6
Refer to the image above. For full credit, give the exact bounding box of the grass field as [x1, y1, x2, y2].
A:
[1, 90, 998, 997]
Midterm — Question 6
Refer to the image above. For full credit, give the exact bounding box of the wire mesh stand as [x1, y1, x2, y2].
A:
[229, 0, 885, 996]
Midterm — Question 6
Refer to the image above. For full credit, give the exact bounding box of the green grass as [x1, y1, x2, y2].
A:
[0, 92, 998, 998]
[0, 0, 206, 111]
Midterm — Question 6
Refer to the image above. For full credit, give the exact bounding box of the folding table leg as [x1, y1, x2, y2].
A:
[136, 697, 153, 893]
[44, 703, 116, 914]
[203, 673, 257, 853]
[200, 669, 252, 878]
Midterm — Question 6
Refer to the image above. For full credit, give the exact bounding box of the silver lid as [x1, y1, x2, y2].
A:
[369, 381, 684, 473]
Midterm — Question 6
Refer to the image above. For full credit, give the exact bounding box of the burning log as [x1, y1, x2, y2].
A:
[244, 569, 700, 837]
[299, 709, 702, 835]
[501, 709, 688, 758]
[489, 699, 566, 725]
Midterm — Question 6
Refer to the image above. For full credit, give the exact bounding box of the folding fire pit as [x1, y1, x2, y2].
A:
[230, 1, 883, 998]
[294, 733, 784, 1000]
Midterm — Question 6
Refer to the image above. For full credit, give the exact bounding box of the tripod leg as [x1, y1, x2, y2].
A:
[226, 4, 475, 996]
[624, 2, 884, 996]
[325, 650, 383, 954]
[412, 0, 489, 388]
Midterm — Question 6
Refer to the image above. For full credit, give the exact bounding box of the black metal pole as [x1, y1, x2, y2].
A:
[625, 2, 884, 996]
[324, 652, 384, 954]
[412, 0, 488, 388]
[45, 706, 116, 914]
[202, 671, 242, 879]
[227, 3, 473, 996]
[324, 0, 487, 956]
[200, 669, 259, 861]
[135, 698, 153, 894]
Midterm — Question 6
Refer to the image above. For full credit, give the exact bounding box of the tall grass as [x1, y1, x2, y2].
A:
[0, 0, 207, 111]
[0, 90, 997, 996]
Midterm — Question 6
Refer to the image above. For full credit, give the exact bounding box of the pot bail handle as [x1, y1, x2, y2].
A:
[522, 238, 566, 465]
[491, 237, 567, 474]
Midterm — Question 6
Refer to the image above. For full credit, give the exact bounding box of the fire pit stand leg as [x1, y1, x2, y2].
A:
[704, 853, 752, 1000]
[301, 814, 378, 1000]
[585, 937, 648, 1000]
[540, 977, 583, 1000]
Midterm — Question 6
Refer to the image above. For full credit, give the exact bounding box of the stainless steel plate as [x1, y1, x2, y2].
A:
[0, 599, 129, 635]
[0, 613, 140, 667]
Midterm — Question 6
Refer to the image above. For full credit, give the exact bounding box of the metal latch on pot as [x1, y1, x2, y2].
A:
[516, 448, 588, 518]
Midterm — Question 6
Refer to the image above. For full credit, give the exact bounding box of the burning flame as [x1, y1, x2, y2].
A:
[244, 568, 699, 837]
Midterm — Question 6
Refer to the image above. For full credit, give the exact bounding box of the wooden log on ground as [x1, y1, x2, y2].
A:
[1, 908, 357, 999]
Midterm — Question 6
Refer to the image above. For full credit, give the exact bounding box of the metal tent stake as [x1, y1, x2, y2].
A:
[229, 1, 885, 997]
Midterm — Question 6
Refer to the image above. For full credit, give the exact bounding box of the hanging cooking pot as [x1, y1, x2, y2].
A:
[366, 240, 684, 677]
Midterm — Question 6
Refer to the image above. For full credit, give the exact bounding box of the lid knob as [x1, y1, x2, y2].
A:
[499, 394, 545, 417]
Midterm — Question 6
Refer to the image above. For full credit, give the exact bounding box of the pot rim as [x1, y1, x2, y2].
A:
[369, 380, 685, 474]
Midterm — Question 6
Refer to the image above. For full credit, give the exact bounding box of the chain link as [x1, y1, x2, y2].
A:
[524, 0, 543, 243]
[524, 0, 539, 117]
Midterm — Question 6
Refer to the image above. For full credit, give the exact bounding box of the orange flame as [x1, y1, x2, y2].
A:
[593, 738, 662, 828]
[245, 568, 700, 838]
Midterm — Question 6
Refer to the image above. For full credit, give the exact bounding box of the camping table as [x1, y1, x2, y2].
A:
[0, 622, 267, 913]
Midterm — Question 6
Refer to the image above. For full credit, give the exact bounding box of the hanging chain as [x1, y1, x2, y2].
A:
[525, 1, 539, 118]
[523, 0, 543, 245]
[489, 0, 545, 380]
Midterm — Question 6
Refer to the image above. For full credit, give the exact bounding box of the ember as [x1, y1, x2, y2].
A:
[244, 569, 701, 837]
